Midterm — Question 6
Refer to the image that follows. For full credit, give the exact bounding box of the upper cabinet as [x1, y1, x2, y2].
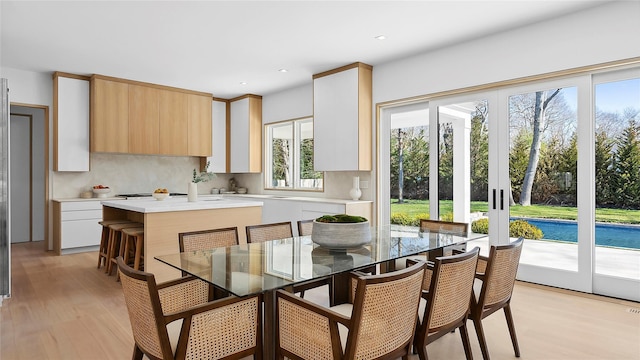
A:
[230, 95, 262, 173]
[53, 72, 91, 171]
[128, 84, 159, 154]
[90, 74, 212, 157]
[91, 76, 129, 153]
[207, 99, 228, 173]
[313, 62, 372, 171]
[187, 94, 212, 156]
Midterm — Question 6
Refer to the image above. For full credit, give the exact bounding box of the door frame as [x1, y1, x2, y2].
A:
[10, 103, 49, 251]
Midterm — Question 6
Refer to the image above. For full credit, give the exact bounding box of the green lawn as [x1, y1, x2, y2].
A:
[390, 199, 640, 224]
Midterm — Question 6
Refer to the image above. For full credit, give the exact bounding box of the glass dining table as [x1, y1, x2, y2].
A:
[155, 225, 487, 358]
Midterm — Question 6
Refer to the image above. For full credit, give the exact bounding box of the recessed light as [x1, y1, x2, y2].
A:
[240, 81, 248, 85]
[374, 35, 386, 40]
[278, 68, 288, 73]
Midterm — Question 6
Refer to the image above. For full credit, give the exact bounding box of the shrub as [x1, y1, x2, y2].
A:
[390, 213, 411, 225]
[439, 213, 454, 222]
[411, 213, 431, 227]
[471, 218, 489, 234]
[509, 219, 544, 239]
[470, 218, 544, 240]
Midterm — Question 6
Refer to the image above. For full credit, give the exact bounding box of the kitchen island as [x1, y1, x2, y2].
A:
[101, 196, 262, 282]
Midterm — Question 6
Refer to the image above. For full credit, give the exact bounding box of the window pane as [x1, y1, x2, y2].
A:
[594, 77, 640, 279]
[298, 120, 323, 189]
[508, 87, 578, 271]
[271, 123, 293, 188]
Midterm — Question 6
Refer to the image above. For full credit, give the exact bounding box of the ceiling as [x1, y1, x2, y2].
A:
[1, 1, 610, 99]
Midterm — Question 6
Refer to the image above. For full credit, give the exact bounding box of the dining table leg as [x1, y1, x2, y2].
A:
[263, 289, 276, 359]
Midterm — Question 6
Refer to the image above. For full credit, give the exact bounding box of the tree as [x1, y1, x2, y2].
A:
[272, 138, 290, 187]
[612, 120, 640, 209]
[470, 103, 489, 201]
[519, 89, 562, 205]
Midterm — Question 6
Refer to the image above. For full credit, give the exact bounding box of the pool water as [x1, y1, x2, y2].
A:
[513, 218, 640, 250]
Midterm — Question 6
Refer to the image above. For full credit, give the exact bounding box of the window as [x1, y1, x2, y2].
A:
[265, 117, 323, 190]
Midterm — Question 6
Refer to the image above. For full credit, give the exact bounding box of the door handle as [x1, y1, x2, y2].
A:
[500, 189, 504, 210]
[492, 189, 496, 210]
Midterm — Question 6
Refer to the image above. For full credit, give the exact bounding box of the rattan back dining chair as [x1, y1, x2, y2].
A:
[246, 221, 293, 243]
[394, 219, 470, 271]
[178, 227, 240, 299]
[470, 237, 524, 360]
[297, 219, 314, 237]
[179, 226, 239, 252]
[275, 261, 427, 360]
[419, 219, 469, 236]
[116, 256, 262, 360]
[413, 247, 480, 360]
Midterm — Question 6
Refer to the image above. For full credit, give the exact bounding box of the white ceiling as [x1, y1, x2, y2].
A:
[1, 1, 610, 99]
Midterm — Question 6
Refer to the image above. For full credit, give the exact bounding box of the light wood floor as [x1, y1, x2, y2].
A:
[1, 241, 639, 359]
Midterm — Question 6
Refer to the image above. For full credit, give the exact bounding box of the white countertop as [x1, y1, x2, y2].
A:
[100, 197, 263, 213]
[224, 194, 372, 205]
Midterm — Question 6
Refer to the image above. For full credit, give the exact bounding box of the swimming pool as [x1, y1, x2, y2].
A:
[513, 218, 640, 250]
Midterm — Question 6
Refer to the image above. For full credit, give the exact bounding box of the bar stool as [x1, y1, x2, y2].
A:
[116, 227, 145, 281]
[106, 222, 142, 275]
[97, 219, 136, 270]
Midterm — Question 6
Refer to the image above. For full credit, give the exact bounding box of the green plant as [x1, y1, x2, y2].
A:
[439, 212, 454, 222]
[390, 213, 411, 225]
[192, 161, 216, 183]
[411, 213, 430, 227]
[509, 219, 544, 239]
[315, 214, 368, 223]
[471, 218, 489, 234]
[470, 218, 543, 239]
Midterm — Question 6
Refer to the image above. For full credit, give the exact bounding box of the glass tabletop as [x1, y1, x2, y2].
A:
[155, 225, 486, 297]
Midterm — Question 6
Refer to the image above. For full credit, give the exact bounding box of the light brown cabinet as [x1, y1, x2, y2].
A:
[91, 77, 129, 153]
[187, 94, 212, 156]
[159, 90, 188, 155]
[90, 74, 212, 156]
[128, 84, 159, 154]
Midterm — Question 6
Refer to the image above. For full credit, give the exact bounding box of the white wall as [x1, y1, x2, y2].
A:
[262, 83, 312, 124]
[373, 1, 640, 104]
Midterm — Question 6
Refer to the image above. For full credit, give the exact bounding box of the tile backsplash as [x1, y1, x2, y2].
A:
[51, 153, 231, 199]
[52, 153, 372, 201]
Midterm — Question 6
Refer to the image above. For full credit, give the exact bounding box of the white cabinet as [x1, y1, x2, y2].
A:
[313, 63, 372, 171]
[230, 95, 262, 173]
[208, 99, 228, 173]
[53, 72, 90, 171]
[227, 195, 372, 236]
[53, 200, 103, 254]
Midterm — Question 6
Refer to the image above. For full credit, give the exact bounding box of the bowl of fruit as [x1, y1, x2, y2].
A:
[92, 185, 111, 198]
[152, 188, 170, 200]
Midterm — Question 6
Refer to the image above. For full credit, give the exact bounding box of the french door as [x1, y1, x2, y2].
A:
[381, 69, 639, 301]
[498, 76, 592, 293]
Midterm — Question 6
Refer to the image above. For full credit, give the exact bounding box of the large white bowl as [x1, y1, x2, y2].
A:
[152, 193, 170, 201]
[92, 188, 111, 198]
[311, 220, 371, 249]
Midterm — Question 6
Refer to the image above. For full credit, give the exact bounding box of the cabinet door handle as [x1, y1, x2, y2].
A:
[492, 189, 496, 210]
[500, 189, 504, 210]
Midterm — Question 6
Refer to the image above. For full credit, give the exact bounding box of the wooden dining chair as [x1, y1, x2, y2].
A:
[394, 219, 470, 271]
[412, 247, 480, 360]
[470, 237, 524, 360]
[178, 227, 240, 299]
[296, 219, 314, 237]
[179, 226, 239, 252]
[275, 261, 427, 360]
[116, 256, 262, 360]
[246, 221, 293, 243]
